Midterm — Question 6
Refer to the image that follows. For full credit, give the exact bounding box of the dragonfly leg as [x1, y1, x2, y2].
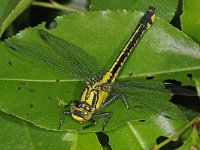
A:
[57, 97, 78, 108]
[64, 100, 78, 108]
[121, 95, 142, 109]
[99, 93, 121, 110]
[58, 100, 78, 130]
[83, 119, 96, 129]
[56, 97, 68, 107]
[58, 110, 71, 130]
[93, 112, 111, 131]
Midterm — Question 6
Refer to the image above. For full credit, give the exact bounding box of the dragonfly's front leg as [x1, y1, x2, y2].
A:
[58, 100, 78, 130]
[82, 112, 111, 131]
[58, 110, 71, 130]
[83, 119, 96, 129]
[93, 112, 111, 131]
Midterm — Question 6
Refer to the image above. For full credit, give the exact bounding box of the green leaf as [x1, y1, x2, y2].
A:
[0, 111, 102, 150]
[107, 116, 189, 149]
[1, 11, 200, 132]
[0, 0, 33, 37]
[181, 0, 200, 44]
[90, 0, 178, 22]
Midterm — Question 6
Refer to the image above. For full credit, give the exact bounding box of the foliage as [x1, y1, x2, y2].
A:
[0, 0, 199, 149]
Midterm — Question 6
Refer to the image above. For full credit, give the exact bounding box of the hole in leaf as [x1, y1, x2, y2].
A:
[138, 119, 146, 122]
[96, 132, 111, 150]
[146, 76, 155, 80]
[29, 104, 33, 109]
[8, 61, 12, 66]
[129, 72, 133, 77]
[165, 79, 200, 119]
[186, 73, 193, 80]
[171, 94, 200, 112]
[164, 79, 182, 86]
[45, 20, 57, 30]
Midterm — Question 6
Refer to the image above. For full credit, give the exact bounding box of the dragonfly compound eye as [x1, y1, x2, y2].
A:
[82, 109, 92, 120]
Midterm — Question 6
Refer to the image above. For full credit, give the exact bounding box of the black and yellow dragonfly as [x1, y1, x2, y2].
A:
[6, 6, 195, 131]
[57, 7, 156, 130]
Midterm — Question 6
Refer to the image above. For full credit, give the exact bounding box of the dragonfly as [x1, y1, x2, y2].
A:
[6, 6, 196, 131]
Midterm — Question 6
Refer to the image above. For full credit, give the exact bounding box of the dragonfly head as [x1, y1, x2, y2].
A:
[70, 105, 92, 123]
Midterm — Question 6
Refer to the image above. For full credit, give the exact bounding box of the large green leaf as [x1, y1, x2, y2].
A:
[0, 10, 200, 149]
[90, 0, 178, 22]
[0, 111, 102, 150]
[107, 116, 190, 150]
[181, 0, 200, 44]
[0, 0, 33, 37]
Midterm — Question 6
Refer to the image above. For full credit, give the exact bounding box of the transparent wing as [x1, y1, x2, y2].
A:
[6, 29, 103, 81]
[112, 78, 197, 114]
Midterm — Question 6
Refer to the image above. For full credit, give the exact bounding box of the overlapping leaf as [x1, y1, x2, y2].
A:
[90, 0, 178, 22]
[0, 0, 33, 37]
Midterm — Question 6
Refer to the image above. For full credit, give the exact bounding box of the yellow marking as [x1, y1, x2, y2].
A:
[151, 14, 155, 22]
[85, 91, 95, 105]
[101, 72, 112, 83]
[72, 114, 84, 122]
[147, 23, 151, 29]
[81, 88, 87, 101]
[96, 91, 108, 109]
[122, 27, 140, 52]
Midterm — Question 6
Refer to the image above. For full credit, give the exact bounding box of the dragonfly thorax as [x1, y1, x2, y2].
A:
[81, 81, 111, 110]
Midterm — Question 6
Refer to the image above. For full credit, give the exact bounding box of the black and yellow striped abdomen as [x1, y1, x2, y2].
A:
[102, 6, 156, 84]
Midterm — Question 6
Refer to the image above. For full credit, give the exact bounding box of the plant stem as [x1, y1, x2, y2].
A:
[32, 1, 83, 13]
[153, 115, 199, 150]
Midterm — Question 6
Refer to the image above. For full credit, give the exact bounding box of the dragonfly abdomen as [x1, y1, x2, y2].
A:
[102, 7, 156, 84]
